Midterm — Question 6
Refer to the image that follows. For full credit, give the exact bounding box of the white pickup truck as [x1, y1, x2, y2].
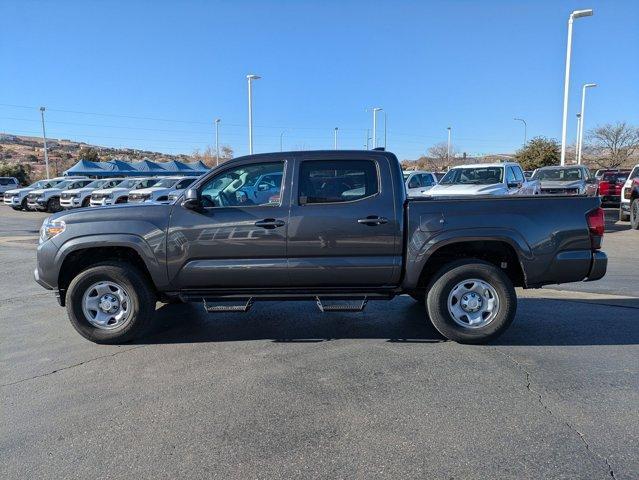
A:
[60, 178, 123, 209]
[428, 162, 540, 196]
[27, 178, 93, 212]
[127, 177, 197, 204]
[90, 178, 158, 207]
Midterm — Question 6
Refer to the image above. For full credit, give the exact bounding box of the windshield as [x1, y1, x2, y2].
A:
[602, 172, 629, 183]
[84, 180, 106, 189]
[115, 179, 136, 189]
[439, 167, 504, 185]
[0, 178, 16, 185]
[151, 178, 180, 188]
[533, 168, 583, 181]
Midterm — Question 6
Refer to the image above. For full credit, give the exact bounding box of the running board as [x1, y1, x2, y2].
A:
[315, 296, 368, 313]
[202, 297, 254, 313]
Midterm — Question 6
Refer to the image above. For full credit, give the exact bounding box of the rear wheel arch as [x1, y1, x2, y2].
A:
[414, 240, 526, 295]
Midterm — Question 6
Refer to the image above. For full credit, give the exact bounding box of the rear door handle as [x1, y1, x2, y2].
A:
[357, 216, 388, 226]
[255, 218, 285, 229]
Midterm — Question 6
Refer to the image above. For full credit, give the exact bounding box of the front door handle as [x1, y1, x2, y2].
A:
[357, 216, 389, 226]
[255, 218, 285, 229]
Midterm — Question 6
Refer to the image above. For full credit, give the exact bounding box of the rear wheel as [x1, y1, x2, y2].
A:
[426, 260, 517, 344]
[66, 262, 156, 344]
[20, 197, 28, 210]
[631, 199, 639, 230]
[115, 196, 127, 204]
[82, 196, 90, 208]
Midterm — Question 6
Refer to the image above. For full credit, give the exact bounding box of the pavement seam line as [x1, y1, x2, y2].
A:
[492, 348, 617, 480]
[0, 345, 144, 388]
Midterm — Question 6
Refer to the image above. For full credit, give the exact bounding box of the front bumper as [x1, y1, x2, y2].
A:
[28, 199, 48, 211]
[90, 198, 114, 207]
[3, 196, 19, 206]
[60, 197, 81, 208]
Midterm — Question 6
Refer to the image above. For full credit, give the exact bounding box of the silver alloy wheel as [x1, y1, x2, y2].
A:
[447, 278, 500, 329]
[82, 281, 131, 330]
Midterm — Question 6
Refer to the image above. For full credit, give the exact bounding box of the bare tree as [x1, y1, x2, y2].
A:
[583, 122, 639, 169]
[191, 145, 234, 167]
[424, 142, 459, 171]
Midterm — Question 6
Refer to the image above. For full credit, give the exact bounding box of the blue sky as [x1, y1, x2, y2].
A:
[1, 0, 638, 160]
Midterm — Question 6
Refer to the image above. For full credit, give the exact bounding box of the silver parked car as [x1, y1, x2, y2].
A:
[532, 166, 598, 196]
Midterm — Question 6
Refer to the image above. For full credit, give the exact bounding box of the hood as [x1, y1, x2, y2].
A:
[65, 187, 94, 194]
[130, 187, 170, 195]
[29, 189, 48, 196]
[4, 187, 33, 195]
[428, 183, 505, 196]
[538, 180, 584, 189]
[92, 187, 128, 195]
[50, 202, 172, 224]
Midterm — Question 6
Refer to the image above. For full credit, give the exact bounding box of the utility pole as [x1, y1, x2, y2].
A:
[280, 131, 285, 152]
[39, 107, 50, 179]
[384, 112, 387, 149]
[215, 118, 220, 166]
[577, 83, 597, 164]
[334, 127, 338, 150]
[575, 113, 582, 165]
[560, 9, 594, 165]
[513, 118, 527, 145]
[247, 74, 261, 154]
[447, 127, 452, 162]
[372, 107, 382, 148]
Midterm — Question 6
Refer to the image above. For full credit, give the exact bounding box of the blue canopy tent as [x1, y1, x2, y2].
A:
[64, 158, 209, 178]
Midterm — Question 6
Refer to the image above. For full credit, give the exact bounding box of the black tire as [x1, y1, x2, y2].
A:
[619, 208, 630, 222]
[426, 259, 517, 344]
[81, 196, 91, 208]
[66, 262, 156, 344]
[631, 199, 639, 230]
[46, 197, 61, 213]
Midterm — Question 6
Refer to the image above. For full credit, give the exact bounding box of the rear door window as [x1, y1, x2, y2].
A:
[298, 160, 379, 204]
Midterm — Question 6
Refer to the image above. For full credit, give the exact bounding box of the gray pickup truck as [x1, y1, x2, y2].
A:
[35, 150, 607, 344]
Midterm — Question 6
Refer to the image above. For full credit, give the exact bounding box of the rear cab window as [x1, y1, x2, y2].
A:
[298, 159, 379, 205]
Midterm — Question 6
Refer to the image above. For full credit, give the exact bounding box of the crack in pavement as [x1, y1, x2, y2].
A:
[1, 345, 145, 388]
[493, 348, 617, 480]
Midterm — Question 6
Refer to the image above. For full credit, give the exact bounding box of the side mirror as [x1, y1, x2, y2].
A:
[257, 183, 269, 192]
[181, 188, 201, 210]
[508, 181, 522, 189]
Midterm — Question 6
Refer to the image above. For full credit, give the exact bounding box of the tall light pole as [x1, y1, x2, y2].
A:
[334, 127, 338, 150]
[246, 74, 261, 154]
[39, 107, 50, 179]
[280, 131, 286, 152]
[560, 9, 594, 166]
[513, 117, 527, 145]
[575, 113, 582, 164]
[214, 118, 220, 166]
[446, 127, 452, 162]
[383, 112, 387, 149]
[577, 83, 597, 164]
[372, 107, 382, 148]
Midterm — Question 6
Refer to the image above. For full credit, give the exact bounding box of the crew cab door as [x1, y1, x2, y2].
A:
[166, 160, 290, 288]
[287, 154, 401, 286]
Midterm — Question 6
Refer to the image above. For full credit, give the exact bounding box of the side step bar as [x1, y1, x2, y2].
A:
[203, 297, 254, 313]
[315, 296, 368, 313]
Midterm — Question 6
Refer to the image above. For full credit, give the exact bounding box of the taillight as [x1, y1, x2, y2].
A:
[598, 181, 610, 195]
[586, 207, 605, 250]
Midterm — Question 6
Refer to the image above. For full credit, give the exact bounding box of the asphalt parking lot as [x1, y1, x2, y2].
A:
[1, 206, 637, 479]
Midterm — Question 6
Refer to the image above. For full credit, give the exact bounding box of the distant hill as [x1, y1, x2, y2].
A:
[0, 133, 194, 179]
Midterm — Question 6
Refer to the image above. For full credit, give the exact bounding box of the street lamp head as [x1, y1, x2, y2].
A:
[447, 126, 451, 131]
[215, 118, 221, 124]
[247, 74, 261, 80]
[584, 83, 597, 88]
[571, 9, 593, 19]
[373, 107, 383, 112]
[334, 127, 338, 131]
[40, 106, 46, 112]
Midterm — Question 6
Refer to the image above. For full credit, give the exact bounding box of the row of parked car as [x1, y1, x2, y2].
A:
[1, 175, 197, 212]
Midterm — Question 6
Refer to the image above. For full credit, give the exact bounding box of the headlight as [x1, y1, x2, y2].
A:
[106, 194, 114, 199]
[39, 218, 66, 243]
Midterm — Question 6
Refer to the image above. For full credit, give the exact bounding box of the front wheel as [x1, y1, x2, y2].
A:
[46, 197, 61, 213]
[426, 260, 517, 344]
[66, 262, 156, 344]
[631, 199, 639, 230]
[619, 208, 630, 222]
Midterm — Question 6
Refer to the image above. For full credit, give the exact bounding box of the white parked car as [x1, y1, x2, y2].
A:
[428, 163, 540, 197]
[60, 178, 123, 209]
[90, 177, 157, 207]
[127, 177, 197, 204]
[1, 177, 20, 197]
[403, 170, 438, 196]
[619, 164, 639, 223]
[531, 165, 598, 196]
[3, 177, 72, 210]
[27, 178, 93, 212]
